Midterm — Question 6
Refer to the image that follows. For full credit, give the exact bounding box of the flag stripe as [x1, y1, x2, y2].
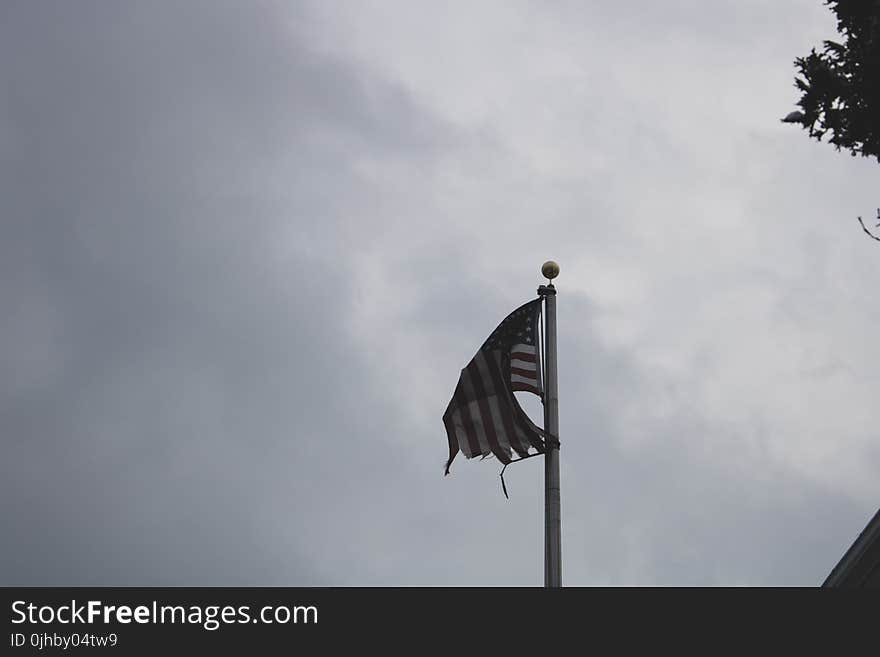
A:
[473, 353, 514, 456]
[487, 396, 519, 456]
[511, 382, 541, 395]
[511, 373, 538, 386]
[448, 409, 470, 457]
[483, 351, 532, 456]
[510, 366, 538, 379]
[460, 364, 502, 461]
[466, 400, 494, 458]
[472, 399, 509, 463]
[483, 354, 530, 456]
[453, 401, 482, 459]
[465, 360, 511, 464]
[456, 409, 480, 458]
[494, 354, 531, 454]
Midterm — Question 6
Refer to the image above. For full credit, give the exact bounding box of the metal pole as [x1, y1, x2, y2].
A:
[539, 262, 561, 588]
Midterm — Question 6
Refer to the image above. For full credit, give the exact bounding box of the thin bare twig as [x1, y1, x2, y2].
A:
[857, 214, 880, 242]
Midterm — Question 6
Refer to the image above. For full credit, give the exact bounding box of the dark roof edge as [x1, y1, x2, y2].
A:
[823, 506, 880, 587]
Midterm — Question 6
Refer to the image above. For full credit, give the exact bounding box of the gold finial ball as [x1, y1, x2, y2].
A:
[541, 260, 560, 280]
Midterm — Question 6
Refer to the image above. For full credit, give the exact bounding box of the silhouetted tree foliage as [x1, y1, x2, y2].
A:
[792, 1, 880, 161]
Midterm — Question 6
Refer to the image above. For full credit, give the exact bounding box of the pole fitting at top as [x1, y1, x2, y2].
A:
[539, 261, 558, 296]
[541, 260, 560, 281]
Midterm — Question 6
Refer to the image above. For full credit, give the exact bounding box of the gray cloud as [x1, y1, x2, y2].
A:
[2, 1, 878, 586]
[0, 0, 456, 585]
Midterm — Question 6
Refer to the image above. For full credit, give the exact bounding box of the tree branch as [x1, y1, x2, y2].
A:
[857, 211, 880, 242]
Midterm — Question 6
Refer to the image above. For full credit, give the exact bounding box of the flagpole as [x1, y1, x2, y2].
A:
[539, 261, 561, 588]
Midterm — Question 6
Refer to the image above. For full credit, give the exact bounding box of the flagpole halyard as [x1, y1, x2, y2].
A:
[539, 261, 561, 588]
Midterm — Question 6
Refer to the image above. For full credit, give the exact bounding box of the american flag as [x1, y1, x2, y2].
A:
[442, 298, 546, 475]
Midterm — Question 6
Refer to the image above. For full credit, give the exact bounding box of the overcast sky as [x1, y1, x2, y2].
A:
[2, 0, 879, 586]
